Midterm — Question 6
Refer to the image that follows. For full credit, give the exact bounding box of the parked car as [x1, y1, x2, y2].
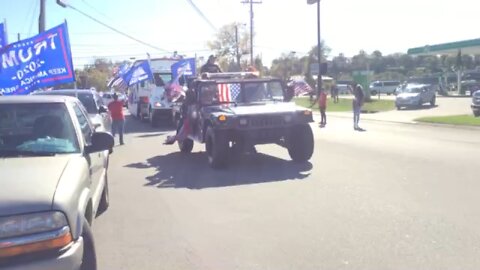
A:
[395, 84, 436, 110]
[101, 92, 114, 105]
[33, 89, 112, 133]
[336, 84, 352, 95]
[118, 93, 128, 108]
[471, 90, 480, 117]
[369, 81, 401, 95]
[0, 95, 114, 270]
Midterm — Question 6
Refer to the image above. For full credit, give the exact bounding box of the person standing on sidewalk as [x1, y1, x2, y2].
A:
[318, 88, 327, 127]
[108, 93, 125, 145]
[331, 84, 339, 103]
[352, 82, 365, 131]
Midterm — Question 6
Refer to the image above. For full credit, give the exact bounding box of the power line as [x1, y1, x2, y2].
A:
[81, 0, 113, 21]
[27, 0, 38, 36]
[63, 3, 170, 53]
[71, 48, 213, 59]
[184, 0, 217, 31]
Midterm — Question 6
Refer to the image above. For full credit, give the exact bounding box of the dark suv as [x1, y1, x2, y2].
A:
[172, 73, 314, 169]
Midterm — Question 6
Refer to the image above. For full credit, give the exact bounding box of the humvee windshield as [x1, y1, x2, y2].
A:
[200, 81, 284, 105]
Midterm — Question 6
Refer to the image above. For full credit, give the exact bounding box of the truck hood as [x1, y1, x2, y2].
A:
[212, 102, 301, 116]
[0, 156, 71, 216]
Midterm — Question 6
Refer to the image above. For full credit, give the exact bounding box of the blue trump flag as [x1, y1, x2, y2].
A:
[171, 58, 196, 82]
[123, 60, 153, 86]
[0, 22, 7, 48]
[0, 22, 75, 95]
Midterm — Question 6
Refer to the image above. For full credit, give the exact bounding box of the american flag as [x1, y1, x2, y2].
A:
[107, 76, 128, 92]
[217, 83, 241, 102]
[292, 80, 313, 96]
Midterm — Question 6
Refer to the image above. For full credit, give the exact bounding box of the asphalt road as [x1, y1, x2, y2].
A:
[93, 114, 480, 270]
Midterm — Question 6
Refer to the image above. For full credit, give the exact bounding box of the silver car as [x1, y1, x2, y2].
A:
[472, 90, 480, 117]
[395, 84, 436, 110]
[33, 89, 112, 132]
[0, 96, 113, 270]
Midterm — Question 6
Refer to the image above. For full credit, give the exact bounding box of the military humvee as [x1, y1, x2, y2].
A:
[173, 72, 314, 169]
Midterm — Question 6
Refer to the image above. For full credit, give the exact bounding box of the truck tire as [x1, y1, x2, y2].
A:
[474, 111, 480, 117]
[149, 108, 159, 127]
[80, 217, 97, 270]
[178, 138, 194, 153]
[205, 127, 229, 169]
[287, 124, 314, 162]
[430, 96, 436, 106]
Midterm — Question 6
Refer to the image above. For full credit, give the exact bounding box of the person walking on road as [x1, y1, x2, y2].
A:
[318, 89, 327, 127]
[352, 82, 365, 131]
[108, 93, 125, 145]
[200, 55, 222, 74]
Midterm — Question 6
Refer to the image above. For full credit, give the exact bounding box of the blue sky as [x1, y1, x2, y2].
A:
[1, 0, 480, 68]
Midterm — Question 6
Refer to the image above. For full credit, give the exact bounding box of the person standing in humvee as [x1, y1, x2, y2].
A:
[200, 55, 222, 74]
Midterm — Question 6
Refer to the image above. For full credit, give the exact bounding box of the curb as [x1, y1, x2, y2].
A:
[312, 112, 480, 131]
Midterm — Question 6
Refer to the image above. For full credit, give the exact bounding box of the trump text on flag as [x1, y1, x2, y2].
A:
[0, 23, 75, 95]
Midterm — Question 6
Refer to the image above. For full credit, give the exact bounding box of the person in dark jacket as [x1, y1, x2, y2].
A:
[200, 55, 222, 74]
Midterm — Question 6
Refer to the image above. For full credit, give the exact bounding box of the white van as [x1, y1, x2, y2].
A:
[369, 81, 401, 95]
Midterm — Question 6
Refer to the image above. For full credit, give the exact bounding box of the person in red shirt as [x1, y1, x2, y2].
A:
[318, 89, 327, 127]
[107, 93, 125, 145]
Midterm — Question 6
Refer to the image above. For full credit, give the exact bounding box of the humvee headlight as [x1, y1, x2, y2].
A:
[218, 115, 227, 122]
[239, 118, 248, 125]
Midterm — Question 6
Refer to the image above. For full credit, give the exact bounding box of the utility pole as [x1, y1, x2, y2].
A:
[316, 0, 322, 95]
[241, 0, 262, 66]
[39, 0, 46, 33]
[235, 24, 240, 69]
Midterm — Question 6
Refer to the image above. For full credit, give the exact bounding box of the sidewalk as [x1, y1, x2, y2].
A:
[314, 96, 473, 124]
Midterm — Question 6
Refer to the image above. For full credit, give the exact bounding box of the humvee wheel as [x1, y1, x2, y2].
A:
[288, 124, 314, 162]
[205, 127, 229, 169]
[178, 138, 194, 153]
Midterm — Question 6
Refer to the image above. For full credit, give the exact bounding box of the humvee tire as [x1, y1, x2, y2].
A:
[205, 127, 229, 169]
[178, 138, 194, 153]
[288, 124, 314, 162]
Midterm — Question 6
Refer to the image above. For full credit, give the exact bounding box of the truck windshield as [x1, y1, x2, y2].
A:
[201, 81, 284, 105]
[0, 103, 80, 156]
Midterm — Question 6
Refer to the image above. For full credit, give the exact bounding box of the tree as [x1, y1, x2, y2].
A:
[270, 53, 303, 81]
[207, 23, 249, 71]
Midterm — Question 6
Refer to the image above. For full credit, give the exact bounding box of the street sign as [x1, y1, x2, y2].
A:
[307, 0, 319, 4]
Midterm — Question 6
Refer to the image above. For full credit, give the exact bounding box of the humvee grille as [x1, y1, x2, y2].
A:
[248, 115, 285, 127]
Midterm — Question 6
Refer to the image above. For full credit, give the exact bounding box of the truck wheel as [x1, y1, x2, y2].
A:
[149, 109, 158, 127]
[205, 127, 229, 169]
[287, 124, 314, 162]
[80, 217, 97, 270]
[474, 111, 480, 117]
[178, 138, 194, 153]
[371, 90, 377, 96]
